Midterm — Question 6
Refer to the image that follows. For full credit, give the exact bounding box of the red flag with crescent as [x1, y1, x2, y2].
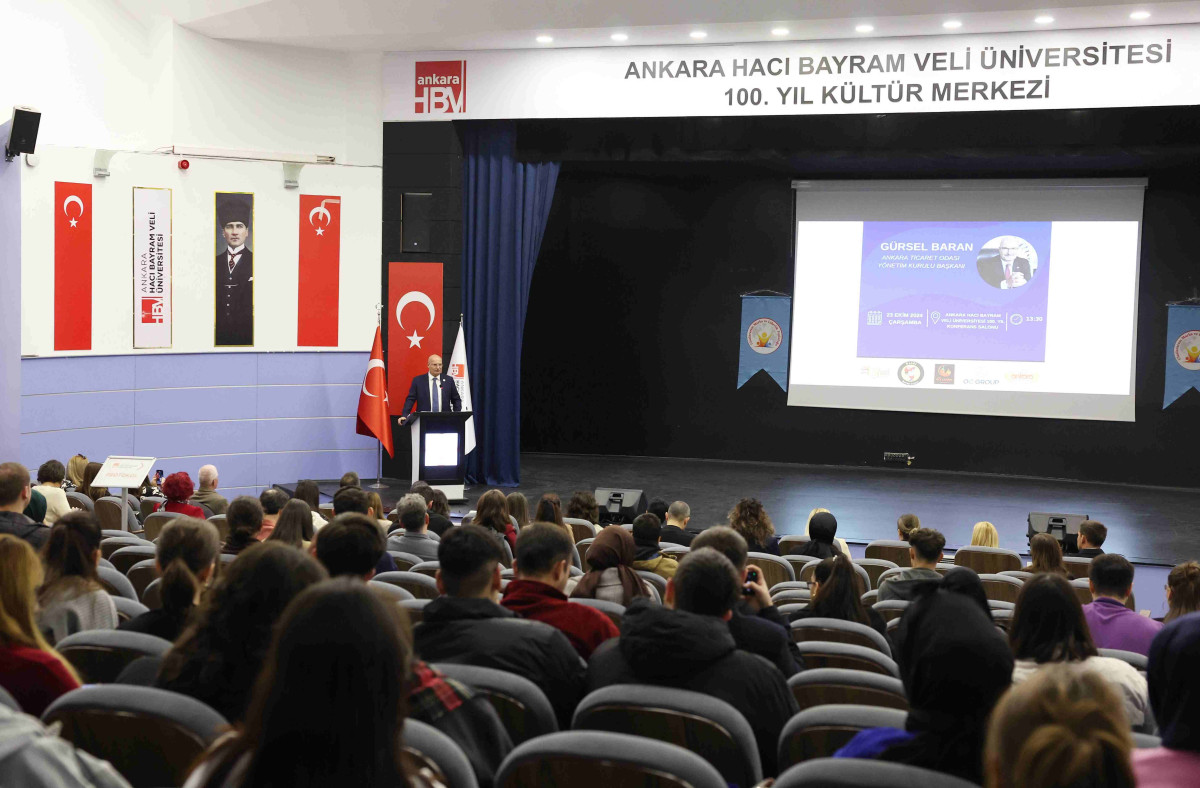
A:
[298, 194, 340, 346]
[387, 262, 443, 415]
[54, 182, 92, 350]
[356, 327, 394, 457]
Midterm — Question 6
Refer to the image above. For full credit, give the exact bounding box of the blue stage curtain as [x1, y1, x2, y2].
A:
[461, 122, 560, 486]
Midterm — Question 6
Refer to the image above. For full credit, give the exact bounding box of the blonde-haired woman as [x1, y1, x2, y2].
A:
[971, 521, 1000, 548]
[66, 454, 88, 490]
[804, 507, 850, 556]
[0, 535, 81, 715]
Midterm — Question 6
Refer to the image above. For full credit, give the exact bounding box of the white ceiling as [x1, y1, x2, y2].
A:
[116, 0, 1200, 51]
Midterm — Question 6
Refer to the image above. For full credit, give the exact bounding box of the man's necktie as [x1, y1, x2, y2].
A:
[1004, 263, 1012, 287]
[433, 377, 440, 412]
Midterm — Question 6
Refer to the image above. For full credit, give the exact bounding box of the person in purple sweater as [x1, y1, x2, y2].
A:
[1082, 554, 1162, 656]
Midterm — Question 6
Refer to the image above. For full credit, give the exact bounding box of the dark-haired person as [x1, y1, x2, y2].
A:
[897, 513, 920, 541]
[660, 500, 695, 547]
[313, 513, 386, 580]
[728, 497, 781, 555]
[256, 488, 289, 541]
[630, 513, 678, 579]
[588, 548, 798, 776]
[222, 496, 264, 556]
[1074, 519, 1107, 558]
[533, 493, 571, 542]
[414, 525, 586, 729]
[0, 462, 50, 549]
[409, 481, 452, 536]
[154, 472, 206, 519]
[331, 487, 396, 576]
[790, 556, 887, 639]
[796, 510, 844, 560]
[263, 499, 313, 550]
[158, 543, 327, 723]
[473, 489, 517, 553]
[505, 492, 531, 531]
[502, 523, 619, 659]
[37, 511, 118, 642]
[24, 489, 47, 525]
[190, 464, 228, 516]
[1082, 554, 1161, 656]
[878, 528, 945, 602]
[1009, 573, 1149, 727]
[1133, 613, 1200, 785]
[571, 526, 652, 606]
[647, 498, 669, 529]
[1164, 561, 1200, 623]
[385, 493, 440, 561]
[565, 490, 600, 526]
[120, 518, 219, 642]
[292, 479, 327, 532]
[1026, 532, 1069, 576]
[33, 459, 71, 526]
[182, 579, 439, 788]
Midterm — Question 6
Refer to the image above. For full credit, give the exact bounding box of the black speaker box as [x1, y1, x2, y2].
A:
[402, 192, 432, 252]
[5, 106, 40, 160]
[595, 488, 648, 525]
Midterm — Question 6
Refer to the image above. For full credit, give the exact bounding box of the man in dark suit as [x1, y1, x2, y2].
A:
[978, 236, 1033, 289]
[399, 354, 462, 425]
[215, 194, 254, 346]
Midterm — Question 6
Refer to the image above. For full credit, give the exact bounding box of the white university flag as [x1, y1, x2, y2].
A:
[448, 321, 476, 454]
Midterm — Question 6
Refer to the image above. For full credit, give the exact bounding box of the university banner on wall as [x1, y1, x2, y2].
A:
[1164, 303, 1200, 408]
[738, 294, 791, 390]
[387, 262, 443, 414]
[133, 187, 172, 348]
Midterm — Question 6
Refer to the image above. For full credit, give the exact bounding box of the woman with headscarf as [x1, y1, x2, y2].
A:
[1133, 613, 1200, 785]
[797, 511, 843, 560]
[570, 525, 651, 606]
[803, 507, 851, 556]
[836, 589, 1013, 783]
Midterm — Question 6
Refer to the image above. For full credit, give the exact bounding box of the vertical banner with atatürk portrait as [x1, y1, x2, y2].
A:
[215, 192, 254, 347]
[133, 187, 172, 348]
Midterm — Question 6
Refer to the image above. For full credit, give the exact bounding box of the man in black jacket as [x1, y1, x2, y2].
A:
[0, 463, 49, 549]
[414, 525, 586, 728]
[587, 548, 798, 776]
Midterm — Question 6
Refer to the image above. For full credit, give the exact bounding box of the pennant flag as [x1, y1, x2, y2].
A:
[298, 194, 341, 346]
[448, 320, 476, 454]
[54, 182, 92, 350]
[356, 327, 394, 457]
[387, 262, 443, 414]
[1164, 303, 1200, 408]
[738, 294, 791, 390]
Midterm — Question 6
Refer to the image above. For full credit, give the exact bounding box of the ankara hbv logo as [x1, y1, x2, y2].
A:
[415, 61, 466, 114]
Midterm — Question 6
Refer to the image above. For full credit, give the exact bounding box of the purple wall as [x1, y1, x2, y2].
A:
[0, 125, 20, 458]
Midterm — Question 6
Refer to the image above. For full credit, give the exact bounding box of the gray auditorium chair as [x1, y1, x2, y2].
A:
[126, 558, 161, 598]
[101, 536, 146, 559]
[999, 569, 1034, 582]
[109, 544, 157, 575]
[56, 629, 172, 684]
[989, 599, 1015, 611]
[576, 537, 596, 569]
[872, 600, 909, 622]
[778, 534, 811, 555]
[43, 685, 228, 788]
[954, 545, 1023, 574]
[435, 662, 557, 743]
[102, 529, 141, 541]
[403, 718, 480, 788]
[411, 560, 441, 579]
[206, 513, 230, 542]
[217, 552, 238, 565]
[854, 558, 899, 589]
[979, 573, 1025, 604]
[388, 550, 424, 572]
[141, 577, 163, 609]
[1099, 648, 1149, 671]
[886, 616, 902, 633]
[371, 582, 416, 601]
[865, 539, 912, 567]
[748, 552, 796, 588]
[792, 641, 900, 678]
[860, 589, 879, 605]
[777, 603, 808, 617]
[1070, 577, 1094, 604]
[1062, 556, 1094, 579]
[496, 730, 726, 788]
[97, 566, 138, 601]
[95, 497, 139, 533]
[399, 597, 432, 623]
[773, 590, 812, 606]
[789, 618, 892, 658]
[774, 757, 979, 787]
[658, 543, 689, 557]
[569, 598, 625, 628]
[786, 555, 821, 581]
[97, 558, 116, 571]
[0, 685, 18, 711]
[771, 580, 811, 594]
[1133, 732, 1162, 748]
[373, 570, 440, 599]
[788, 668, 908, 713]
[778, 704, 908, 770]
[636, 570, 669, 599]
[66, 491, 94, 511]
[142, 510, 180, 541]
[111, 596, 149, 624]
[563, 517, 598, 543]
[875, 566, 907, 587]
[138, 496, 165, 521]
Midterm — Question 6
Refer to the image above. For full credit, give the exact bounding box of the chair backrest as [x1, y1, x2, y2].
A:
[111, 596, 149, 624]
[400, 598, 432, 624]
[434, 662, 558, 744]
[141, 577, 163, 609]
[102, 529, 144, 541]
[56, 629, 173, 683]
[411, 560, 441, 579]
[97, 557, 116, 571]
[1070, 577, 1094, 604]
[388, 550, 424, 572]
[569, 598, 625, 628]
[101, 536, 146, 559]
[402, 718, 480, 788]
[142, 511, 180, 541]
[1132, 732, 1162, 749]
[97, 566, 138, 600]
[563, 517, 598, 543]
[636, 570, 669, 599]
[576, 538, 596, 570]
[779, 534, 811, 555]
[1098, 648, 1149, 671]
[138, 496, 164, 520]
[572, 684, 762, 787]
[978, 573, 1025, 604]
[999, 570, 1034, 581]
[370, 582, 416, 601]
[658, 543, 689, 557]
[875, 566, 908, 587]
[772, 589, 812, 606]
[790, 617, 892, 657]
[1062, 556, 1094, 579]
[777, 704, 908, 771]
[865, 539, 911, 567]
[125, 559, 162, 598]
[495, 730, 727, 788]
[774, 757, 980, 788]
[43, 685, 228, 788]
[373, 570, 440, 599]
[792, 641, 900, 677]
[788, 668, 908, 715]
[787, 555, 820, 581]
[771, 580, 811, 594]
[66, 491, 94, 511]
[798, 560, 824, 583]
[860, 589, 879, 605]
[854, 559, 899, 589]
[0, 685, 18, 711]
[206, 514, 230, 542]
[109, 544, 158, 575]
[871, 600, 910, 622]
[748, 552, 796, 587]
[94, 498, 127, 531]
[954, 545, 1022, 574]
[777, 603, 809, 617]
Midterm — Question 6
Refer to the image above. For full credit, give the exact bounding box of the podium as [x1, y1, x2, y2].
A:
[404, 411, 471, 502]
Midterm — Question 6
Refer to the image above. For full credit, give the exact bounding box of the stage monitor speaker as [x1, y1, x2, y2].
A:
[402, 192, 432, 252]
[1028, 511, 1089, 553]
[595, 487, 647, 525]
[4, 106, 40, 161]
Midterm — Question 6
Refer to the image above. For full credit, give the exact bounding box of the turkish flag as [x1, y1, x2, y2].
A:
[54, 182, 92, 350]
[298, 194, 340, 346]
[387, 262, 443, 415]
[356, 327, 394, 457]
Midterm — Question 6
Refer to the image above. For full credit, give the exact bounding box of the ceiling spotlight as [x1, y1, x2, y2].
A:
[771, 27, 789, 36]
[1129, 10, 1151, 19]
[1034, 15, 1054, 24]
[942, 20, 963, 29]
[690, 30, 707, 39]
[611, 32, 628, 41]
[536, 35, 553, 43]
[856, 24, 875, 33]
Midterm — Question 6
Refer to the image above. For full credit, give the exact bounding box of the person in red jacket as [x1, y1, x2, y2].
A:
[154, 472, 206, 519]
[501, 523, 618, 658]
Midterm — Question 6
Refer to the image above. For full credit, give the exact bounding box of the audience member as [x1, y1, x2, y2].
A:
[1075, 519, 1108, 557]
[154, 472, 206, 519]
[1009, 573, 1149, 727]
[0, 535, 81, 715]
[790, 556, 887, 638]
[182, 579, 438, 788]
[365, 491, 390, 531]
[292, 479, 327, 531]
[630, 513, 679, 579]
[428, 488, 451, 519]
[691, 526, 802, 676]
[120, 517, 219, 642]
[571, 525, 652, 606]
[473, 489, 517, 552]
[502, 523, 619, 658]
[33, 460, 71, 525]
[414, 526, 586, 728]
[986, 663, 1134, 788]
[897, 513, 920, 541]
[386, 493, 440, 561]
[796, 510, 844, 560]
[79, 461, 107, 502]
[804, 507, 851, 556]
[222, 496, 264, 556]
[65, 454, 88, 489]
[158, 543, 327, 722]
[314, 514, 386, 580]
[566, 490, 600, 525]
[336, 471, 360, 495]
[263, 499, 314, 550]
[660, 500, 695, 546]
[37, 511, 118, 643]
[837, 591, 1012, 783]
[23, 488, 47, 525]
[938, 567, 994, 621]
[1133, 613, 1200, 785]
[533, 493, 570, 540]
[587, 548, 798, 775]
[1083, 554, 1162, 655]
[647, 498, 669, 528]
[878, 528, 946, 602]
[331, 486, 396, 576]
[256, 489, 289, 540]
[728, 497, 781, 555]
[505, 491, 531, 529]
[189, 464, 229, 516]
[0, 462, 49, 549]
[971, 521, 1000, 548]
[410, 481, 452, 536]
[1026, 532, 1069, 575]
[1164, 562, 1200, 623]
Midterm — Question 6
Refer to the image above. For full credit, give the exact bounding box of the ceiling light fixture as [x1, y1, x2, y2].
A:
[1034, 15, 1054, 24]
[536, 35, 553, 43]
[856, 24, 875, 33]
[771, 27, 789, 36]
[942, 20, 963, 29]
[1129, 10, 1151, 20]
[611, 32, 628, 41]
[690, 30, 707, 39]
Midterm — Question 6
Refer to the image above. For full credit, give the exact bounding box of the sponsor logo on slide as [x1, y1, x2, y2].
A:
[934, 364, 955, 384]
[963, 378, 1000, 386]
[1005, 372, 1038, 382]
[897, 361, 924, 385]
[1174, 330, 1200, 370]
[746, 318, 783, 355]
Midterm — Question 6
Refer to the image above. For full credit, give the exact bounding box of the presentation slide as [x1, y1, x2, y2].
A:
[788, 180, 1144, 421]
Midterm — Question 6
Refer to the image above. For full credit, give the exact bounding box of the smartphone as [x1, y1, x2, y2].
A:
[742, 568, 758, 595]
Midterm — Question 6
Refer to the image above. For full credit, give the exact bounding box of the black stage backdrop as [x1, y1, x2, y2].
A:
[516, 107, 1200, 488]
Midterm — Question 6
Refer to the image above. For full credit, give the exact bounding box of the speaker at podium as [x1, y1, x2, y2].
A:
[400, 411, 472, 502]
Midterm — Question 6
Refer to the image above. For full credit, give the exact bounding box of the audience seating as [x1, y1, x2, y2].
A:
[400, 598, 432, 624]
[563, 517, 598, 543]
[569, 598, 625, 628]
[778, 535, 811, 555]
[778, 704, 908, 770]
[373, 571, 439, 599]
[772, 589, 812, 606]
[777, 603, 808, 617]
[66, 490, 94, 511]
[101, 536, 146, 559]
[1070, 577, 1094, 604]
[56, 630, 173, 684]
[402, 718, 481, 788]
[998, 570, 1034, 581]
[206, 514, 230, 542]
[871, 600, 909, 622]
[787, 556, 821, 580]
[319, 504, 335, 521]
[0, 685, 18, 711]
[773, 757, 980, 788]
[1098, 648, 1149, 671]
[988, 600, 1015, 611]
[658, 543, 689, 556]
[435, 663, 558, 744]
[95, 497, 138, 533]
[109, 544, 157, 575]
[992, 609, 1013, 630]
[792, 642, 900, 678]
[853, 558, 899, 589]
[138, 496, 164, 520]
[97, 566, 138, 601]
[573, 684, 762, 788]
[788, 668, 909, 714]
[1133, 733, 1163, 749]
[799, 560, 865, 586]
[886, 617, 901, 634]
[1062, 556, 1094, 579]
[141, 578, 162, 609]
[576, 537, 595, 570]
[102, 529, 143, 541]
[371, 582, 416, 601]
[388, 551, 423, 572]
[932, 563, 957, 576]
[411, 560, 440, 579]
[748, 552, 796, 587]
[142, 511, 179, 541]
[770, 580, 810, 594]
[636, 570, 669, 599]
[97, 557, 116, 571]
[570, 541, 583, 570]
[978, 573, 1025, 604]
[864, 539, 911, 567]
[217, 552, 237, 565]
[860, 589, 879, 605]
[953, 545, 1022, 574]
[790, 618, 892, 658]
[43, 685, 228, 788]
[126, 558, 161, 598]
[111, 596, 149, 623]
[495, 731, 726, 788]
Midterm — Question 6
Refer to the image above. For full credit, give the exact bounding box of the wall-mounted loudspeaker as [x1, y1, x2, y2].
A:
[402, 192, 432, 252]
[5, 106, 40, 162]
